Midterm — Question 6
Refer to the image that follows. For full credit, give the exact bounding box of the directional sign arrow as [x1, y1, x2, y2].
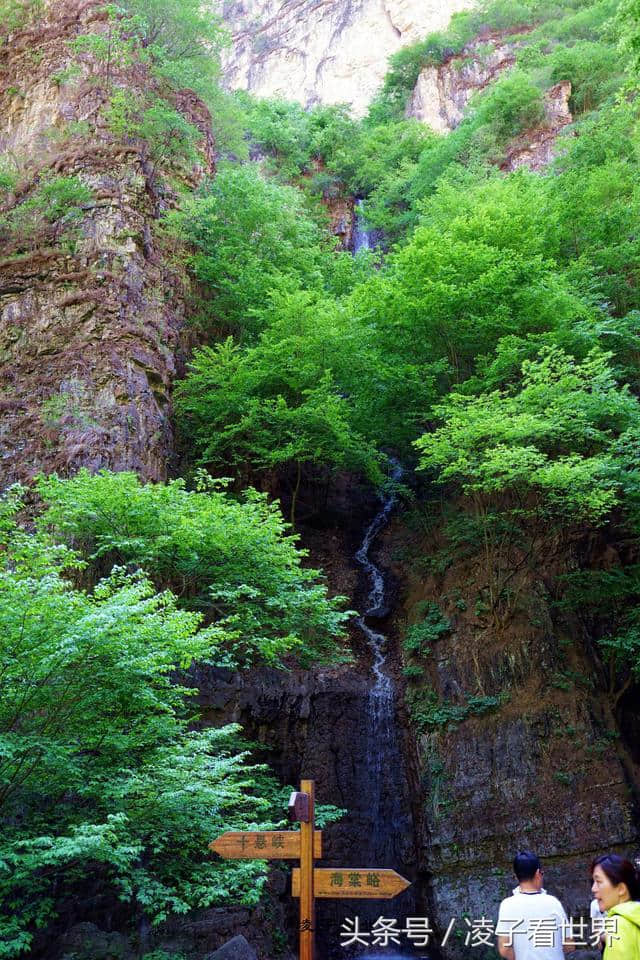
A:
[210, 830, 322, 860]
[292, 868, 411, 899]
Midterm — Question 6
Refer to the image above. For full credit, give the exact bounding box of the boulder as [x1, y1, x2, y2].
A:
[204, 934, 258, 960]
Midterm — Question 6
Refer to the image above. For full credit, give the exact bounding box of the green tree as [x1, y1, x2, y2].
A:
[37, 470, 352, 666]
[619, 0, 640, 72]
[473, 70, 545, 141]
[415, 348, 636, 520]
[0, 489, 276, 958]
[548, 41, 621, 114]
[106, 91, 203, 184]
[351, 223, 592, 390]
[163, 165, 360, 338]
[174, 332, 383, 523]
[113, 0, 227, 102]
[242, 96, 314, 179]
[414, 348, 640, 616]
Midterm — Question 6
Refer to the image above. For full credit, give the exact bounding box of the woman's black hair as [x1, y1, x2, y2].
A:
[591, 854, 640, 901]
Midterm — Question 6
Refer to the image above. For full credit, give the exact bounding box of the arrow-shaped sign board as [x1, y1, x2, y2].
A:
[292, 868, 410, 899]
[210, 780, 413, 960]
[210, 830, 322, 860]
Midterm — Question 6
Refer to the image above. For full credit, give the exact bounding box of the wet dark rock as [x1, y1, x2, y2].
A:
[205, 934, 258, 960]
[60, 923, 134, 960]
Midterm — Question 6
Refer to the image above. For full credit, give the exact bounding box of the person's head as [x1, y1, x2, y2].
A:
[591, 855, 640, 912]
[514, 851, 543, 889]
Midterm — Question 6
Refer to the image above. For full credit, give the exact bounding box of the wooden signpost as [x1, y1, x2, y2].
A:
[210, 778, 411, 960]
[210, 830, 323, 859]
[291, 867, 411, 899]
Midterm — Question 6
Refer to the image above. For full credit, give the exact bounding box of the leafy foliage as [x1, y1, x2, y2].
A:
[349, 219, 593, 390]
[0, 177, 92, 254]
[403, 603, 451, 656]
[163, 165, 363, 338]
[0, 159, 19, 195]
[175, 337, 383, 521]
[0, 0, 43, 35]
[112, 0, 227, 102]
[405, 688, 505, 731]
[473, 70, 545, 140]
[106, 91, 203, 176]
[5, 0, 640, 945]
[415, 348, 639, 523]
[0, 488, 278, 958]
[37, 471, 353, 667]
[618, 0, 640, 72]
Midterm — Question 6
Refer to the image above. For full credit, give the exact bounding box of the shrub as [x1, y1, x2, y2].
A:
[0, 176, 92, 252]
[37, 470, 353, 667]
[0, 159, 19, 195]
[0, 0, 44, 34]
[106, 91, 203, 175]
[403, 603, 451, 656]
[0, 488, 277, 958]
[474, 70, 546, 140]
[548, 41, 621, 113]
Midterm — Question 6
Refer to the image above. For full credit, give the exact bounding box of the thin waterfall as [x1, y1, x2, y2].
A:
[347, 460, 421, 960]
[354, 459, 404, 851]
[353, 198, 373, 254]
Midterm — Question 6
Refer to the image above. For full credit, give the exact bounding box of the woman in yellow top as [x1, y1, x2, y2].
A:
[591, 854, 640, 959]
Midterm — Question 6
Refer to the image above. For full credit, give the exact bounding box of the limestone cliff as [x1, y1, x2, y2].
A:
[406, 30, 573, 170]
[406, 31, 522, 132]
[0, 0, 213, 485]
[220, 0, 474, 118]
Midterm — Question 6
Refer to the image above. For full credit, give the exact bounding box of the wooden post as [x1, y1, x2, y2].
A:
[210, 776, 411, 960]
[299, 778, 315, 960]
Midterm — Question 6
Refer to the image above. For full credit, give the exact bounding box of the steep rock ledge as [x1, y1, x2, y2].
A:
[385, 515, 640, 954]
[406, 31, 573, 171]
[0, 1, 213, 484]
[220, 0, 475, 117]
[406, 31, 523, 132]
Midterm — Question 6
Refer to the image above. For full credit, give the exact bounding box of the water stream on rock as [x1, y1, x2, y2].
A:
[205, 460, 427, 958]
[353, 199, 373, 254]
[355, 460, 402, 840]
[343, 461, 423, 958]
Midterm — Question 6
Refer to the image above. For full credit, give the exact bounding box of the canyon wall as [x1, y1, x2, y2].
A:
[386, 513, 640, 955]
[219, 0, 474, 117]
[0, 1, 212, 485]
[192, 496, 640, 959]
[406, 31, 574, 170]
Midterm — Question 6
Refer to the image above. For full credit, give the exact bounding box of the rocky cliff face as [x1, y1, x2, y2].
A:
[406, 30, 573, 170]
[0, 1, 213, 485]
[406, 31, 521, 132]
[220, 0, 474, 117]
[503, 80, 573, 172]
[194, 495, 640, 959]
[386, 515, 639, 953]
